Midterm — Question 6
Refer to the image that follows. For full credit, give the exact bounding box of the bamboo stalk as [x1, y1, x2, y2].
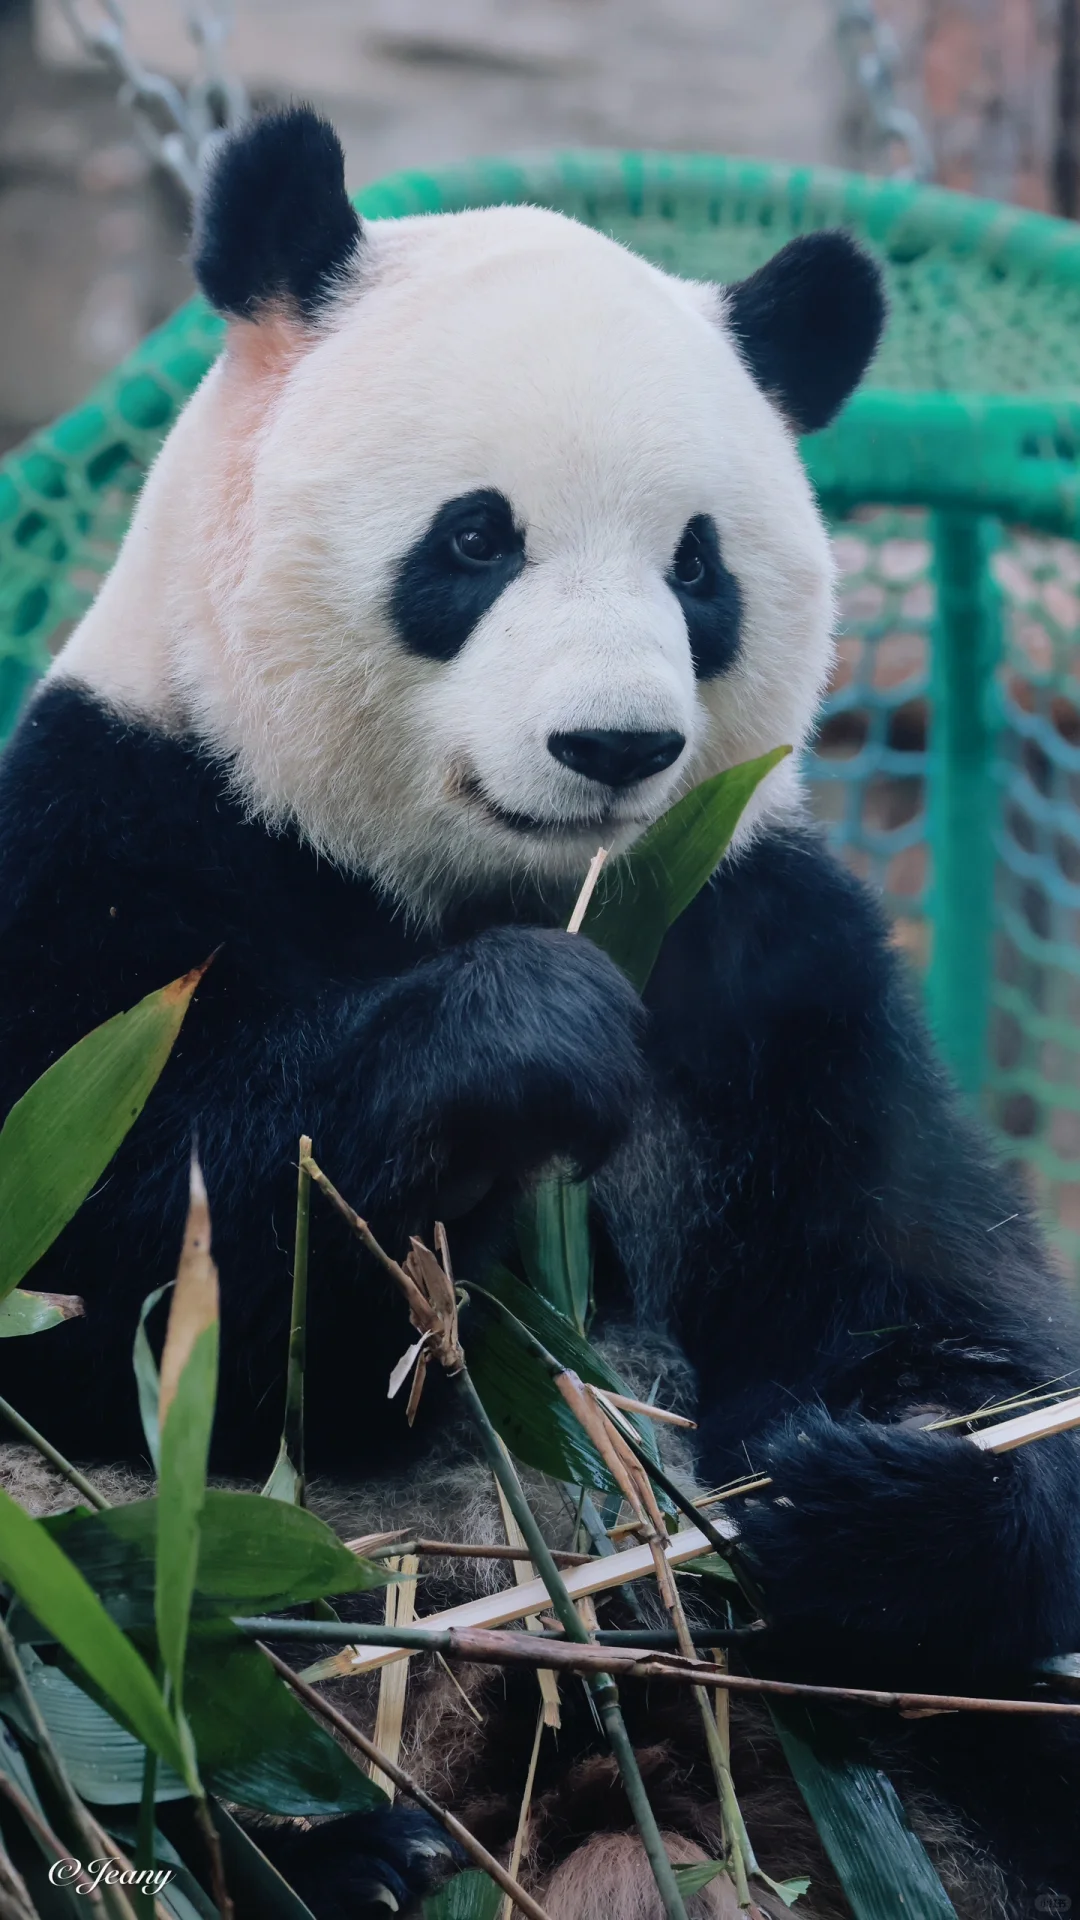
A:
[408, 1539, 593, 1568]
[566, 846, 610, 933]
[499, 1702, 545, 1920]
[257, 1644, 553, 1920]
[0, 1394, 110, 1511]
[234, 1618, 757, 1649]
[299, 1521, 728, 1680]
[453, 1368, 689, 1920]
[265, 1134, 312, 1502]
[263, 1623, 1080, 1717]
[369, 1553, 419, 1799]
[495, 1462, 562, 1728]
[0, 1768, 100, 1908]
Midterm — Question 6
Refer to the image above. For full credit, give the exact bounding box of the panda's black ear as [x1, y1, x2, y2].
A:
[724, 232, 885, 434]
[193, 106, 362, 322]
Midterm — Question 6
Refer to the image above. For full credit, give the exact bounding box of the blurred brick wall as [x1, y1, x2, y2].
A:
[881, 0, 1059, 206]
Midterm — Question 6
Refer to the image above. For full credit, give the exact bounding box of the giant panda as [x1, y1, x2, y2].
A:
[1, 104, 1080, 1920]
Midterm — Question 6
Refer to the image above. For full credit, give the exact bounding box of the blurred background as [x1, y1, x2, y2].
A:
[0, 0, 1068, 455]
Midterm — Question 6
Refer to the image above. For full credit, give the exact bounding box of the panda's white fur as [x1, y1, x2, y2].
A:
[54, 203, 831, 919]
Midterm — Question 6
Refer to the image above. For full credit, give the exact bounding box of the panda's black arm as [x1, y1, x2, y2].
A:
[636, 825, 1080, 1684]
[0, 685, 645, 1460]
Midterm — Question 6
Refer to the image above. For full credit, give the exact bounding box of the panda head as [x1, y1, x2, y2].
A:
[61, 108, 884, 917]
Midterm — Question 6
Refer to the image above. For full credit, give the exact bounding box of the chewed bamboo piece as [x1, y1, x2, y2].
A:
[303, 1521, 730, 1681]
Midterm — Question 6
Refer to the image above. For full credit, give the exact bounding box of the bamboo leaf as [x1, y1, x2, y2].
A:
[764, 1876, 812, 1908]
[0, 1484, 186, 1777]
[0, 1289, 84, 1337]
[466, 1269, 662, 1493]
[514, 1177, 591, 1332]
[0, 964, 206, 1301]
[36, 1492, 386, 1630]
[423, 1870, 501, 1920]
[132, 1285, 170, 1476]
[261, 1446, 304, 1505]
[769, 1702, 957, 1920]
[184, 1636, 387, 1815]
[581, 749, 791, 991]
[156, 1156, 218, 1743]
[209, 1800, 318, 1918]
[671, 1861, 725, 1897]
[5, 1656, 187, 1805]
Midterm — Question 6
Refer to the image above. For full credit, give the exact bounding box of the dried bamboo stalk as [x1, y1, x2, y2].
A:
[302, 1521, 727, 1681]
[297, 1625, 1080, 1717]
[369, 1553, 419, 1798]
[498, 1702, 546, 1920]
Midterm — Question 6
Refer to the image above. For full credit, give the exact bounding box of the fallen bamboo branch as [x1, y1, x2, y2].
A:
[347, 1537, 594, 1569]
[257, 1643, 553, 1920]
[300, 1520, 727, 1680]
[274, 1625, 1080, 1719]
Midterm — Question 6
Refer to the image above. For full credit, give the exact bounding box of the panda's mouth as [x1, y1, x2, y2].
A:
[458, 769, 645, 839]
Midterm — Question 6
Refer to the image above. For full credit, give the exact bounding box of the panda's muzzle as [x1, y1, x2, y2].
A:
[547, 728, 685, 788]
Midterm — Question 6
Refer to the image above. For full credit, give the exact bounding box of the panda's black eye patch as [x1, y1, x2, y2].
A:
[666, 514, 743, 680]
[392, 489, 526, 662]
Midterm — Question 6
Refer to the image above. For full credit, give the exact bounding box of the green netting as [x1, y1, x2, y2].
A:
[6, 150, 1080, 1262]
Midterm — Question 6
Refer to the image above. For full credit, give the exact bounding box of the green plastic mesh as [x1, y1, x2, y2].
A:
[6, 150, 1080, 1262]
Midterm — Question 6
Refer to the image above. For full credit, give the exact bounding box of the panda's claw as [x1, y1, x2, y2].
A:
[254, 1806, 464, 1920]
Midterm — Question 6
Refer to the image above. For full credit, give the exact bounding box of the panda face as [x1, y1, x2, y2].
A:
[152, 208, 833, 913]
[57, 125, 883, 919]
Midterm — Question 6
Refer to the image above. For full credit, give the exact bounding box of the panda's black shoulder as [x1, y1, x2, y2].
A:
[644, 815, 911, 1064]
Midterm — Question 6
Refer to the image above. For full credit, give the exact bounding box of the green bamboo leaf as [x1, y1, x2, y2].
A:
[423, 1870, 501, 1920]
[132, 1285, 169, 1475]
[184, 1636, 386, 1816]
[671, 1860, 725, 1897]
[769, 1703, 957, 1920]
[36, 1492, 386, 1630]
[0, 1289, 84, 1337]
[261, 1446, 304, 1505]
[210, 1800, 318, 1918]
[8, 1656, 187, 1806]
[515, 1176, 591, 1331]
[466, 1269, 663, 1493]
[582, 749, 791, 991]
[155, 1156, 218, 1746]
[0, 1484, 186, 1777]
[765, 1875, 812, 1908]
[0, 963, 206, 1302]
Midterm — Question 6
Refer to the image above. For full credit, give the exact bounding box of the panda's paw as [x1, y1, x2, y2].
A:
[258, 1806, 464, 1918]
[451, 925, 647, 1176]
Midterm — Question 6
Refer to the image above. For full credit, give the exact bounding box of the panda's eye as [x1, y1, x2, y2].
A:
[670, 528, 707, 590]
[452, 526, 503, 567]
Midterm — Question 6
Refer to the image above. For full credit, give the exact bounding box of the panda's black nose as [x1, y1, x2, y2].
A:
[547, 728, 686, 789]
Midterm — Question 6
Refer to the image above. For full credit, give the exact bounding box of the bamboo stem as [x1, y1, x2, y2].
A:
[0, 1827, 35, 1920]
[0, 1394, 110, 1511]
[0, 1767, 99, 1907]
[408, 1539, 593, 1568]
[233, 1618, 758, 1649]
[257, 1644, 553, 1920]
[283, 1135, 312, 1498]
[237, 1619, 1080, 1718]
[192, 1798, 233, 1920]
[453, 1368, 689, 1920]
[499, 1703, 545, 1920]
